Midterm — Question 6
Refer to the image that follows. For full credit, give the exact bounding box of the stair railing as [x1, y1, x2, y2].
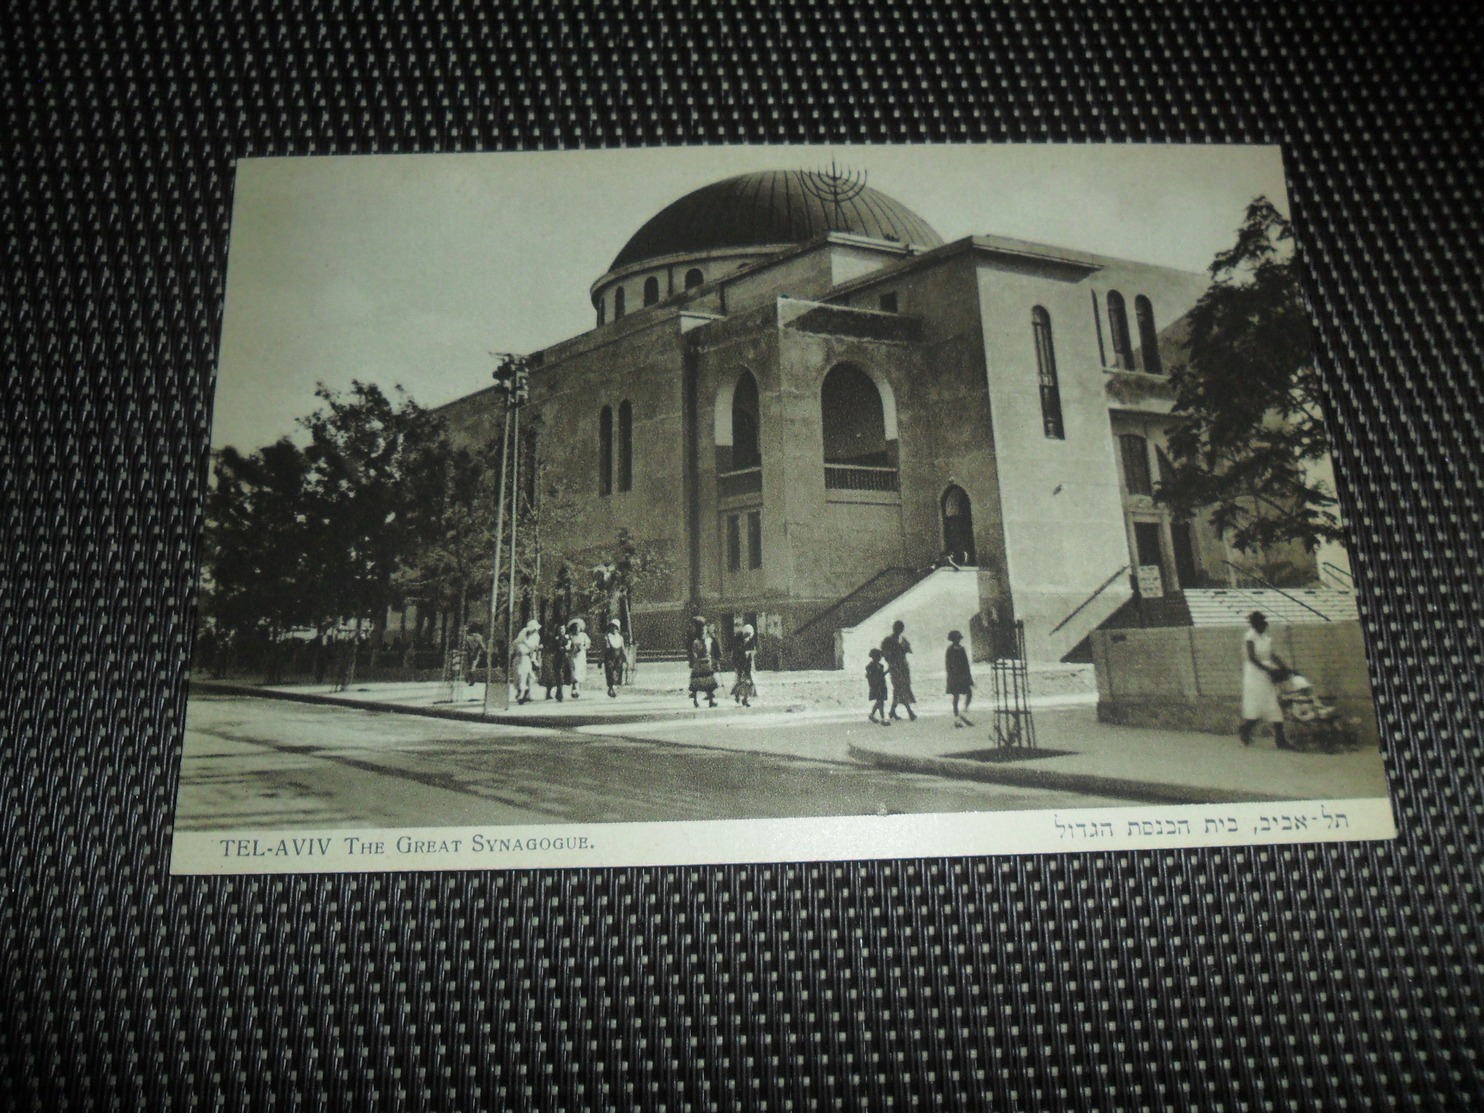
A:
[789, 565, 923, 638]
[1048, 564, 1131, 637]
[1220, 559, 1332, 622]
[1321, 561, 1355, 590]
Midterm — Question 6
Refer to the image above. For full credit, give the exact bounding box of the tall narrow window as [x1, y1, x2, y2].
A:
[1107, 290, 1134, 370]
[617, 401, 633, 492]
[596, 300, 606, 327]
[598, 406, 613, 495]
[1120, 433, 1152, 496]
[1135, 295, 1161, 373]
[747, 510, 762, 569]
[731, 371, 761, 470]
[1032, 307, 1064, 440]
[726, 515, 741, 572]
[613, 286, 626, 320]
[684, 267, 704, 290]
[643, 276, 660, 306]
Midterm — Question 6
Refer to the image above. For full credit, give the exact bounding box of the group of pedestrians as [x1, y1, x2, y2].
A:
[508, 616, 629, 704]
[865, 620, 976, 728]
[687, 616, 759, 709]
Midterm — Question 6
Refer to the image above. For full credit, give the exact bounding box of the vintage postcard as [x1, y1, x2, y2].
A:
[171, 144, 1395, 874]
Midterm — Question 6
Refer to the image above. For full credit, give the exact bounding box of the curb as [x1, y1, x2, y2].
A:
[846, 743, 1267, 806]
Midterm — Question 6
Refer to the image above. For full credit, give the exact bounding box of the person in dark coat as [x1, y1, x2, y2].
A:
[463, 624, 488, 686]
[880, 620, 917, 721]
[540, 614, 567, 701]
[688, 616, 719, 708]
[945, 629, 975, 727]
[731, 623, 758, 706]
[865, 648, 890, 726]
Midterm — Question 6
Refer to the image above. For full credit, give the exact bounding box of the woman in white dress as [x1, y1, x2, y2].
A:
[566, 618, 591, 698]
[1239, 611, 1294, 750]
[511, 619, 541, 705]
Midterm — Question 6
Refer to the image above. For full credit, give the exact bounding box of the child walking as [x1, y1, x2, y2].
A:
[866, 648, 890, 726]
[945, 629, 974, 727]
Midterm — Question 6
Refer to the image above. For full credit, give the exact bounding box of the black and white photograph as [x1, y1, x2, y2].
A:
[171, 144, 1394, 873]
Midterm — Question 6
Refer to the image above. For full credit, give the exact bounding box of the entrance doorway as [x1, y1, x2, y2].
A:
[1132, 521, 1165, 595]
[941, 485, 976, 565]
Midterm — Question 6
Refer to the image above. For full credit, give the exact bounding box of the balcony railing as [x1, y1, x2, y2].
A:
[717, 466, 762, 497]
[824, 464, 900, 492]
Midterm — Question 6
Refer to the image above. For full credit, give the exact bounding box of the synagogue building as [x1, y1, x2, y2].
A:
[437, 169, 1313, 668]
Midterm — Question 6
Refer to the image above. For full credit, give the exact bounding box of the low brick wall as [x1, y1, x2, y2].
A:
[1091, 622, 1380, 745]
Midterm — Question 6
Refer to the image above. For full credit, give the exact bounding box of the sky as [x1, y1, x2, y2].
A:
[211, 144, 1291, 452]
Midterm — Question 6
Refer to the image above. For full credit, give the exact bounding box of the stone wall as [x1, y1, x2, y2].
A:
[1091, 622, 1380, 744]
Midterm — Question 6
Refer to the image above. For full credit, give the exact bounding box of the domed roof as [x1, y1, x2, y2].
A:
[609, 170, 944, 271]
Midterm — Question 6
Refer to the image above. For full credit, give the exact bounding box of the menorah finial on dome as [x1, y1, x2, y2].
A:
[797, 160, 868, 233]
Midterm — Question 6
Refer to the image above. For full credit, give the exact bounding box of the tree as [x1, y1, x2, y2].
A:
[299, 381, 446, 683]
[393, 434, 500, 655]
[1158, 197, 1343, 554]
[201, 438, 314, 677]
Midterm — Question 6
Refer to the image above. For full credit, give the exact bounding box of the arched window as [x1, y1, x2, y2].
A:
[617, 401, 633, 492]
[613, 286, 626, 320]
[1135, 295, 1161, 373]
[822, 365, 889, 467]
[596, 299, 606, 327]
[821, 365, 897, 492]
[598, 406, 613, 496]
[1032, 306, 1064, 440]
[684, 267, 704, 290]
[643, 276, 660, 307]
[731, 371, 761, 470]
[1107, 290, 1134, 370]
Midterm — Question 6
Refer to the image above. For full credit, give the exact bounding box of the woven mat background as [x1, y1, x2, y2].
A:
[4, 1, 1482, 1108]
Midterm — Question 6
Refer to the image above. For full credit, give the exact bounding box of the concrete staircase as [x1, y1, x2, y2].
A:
[837, 567, 982, 674]
[785, 566, 932, 669]
[1182, 586, 1360, 627]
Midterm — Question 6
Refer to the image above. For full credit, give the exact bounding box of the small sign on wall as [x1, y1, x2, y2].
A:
[1136, 564, 1165, 598]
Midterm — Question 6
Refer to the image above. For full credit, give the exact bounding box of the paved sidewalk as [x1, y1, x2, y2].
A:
[196, 659, 1095, 725]
[191, 665, 1391, 806]
[847, 706, 1392, 805]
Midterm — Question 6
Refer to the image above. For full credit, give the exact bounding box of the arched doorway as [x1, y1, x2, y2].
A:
[941, 485, 976, 565]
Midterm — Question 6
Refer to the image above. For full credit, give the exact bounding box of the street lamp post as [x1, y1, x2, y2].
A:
[482, 354, 530, 717]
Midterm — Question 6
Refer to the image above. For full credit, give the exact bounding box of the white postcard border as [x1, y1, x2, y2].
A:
[170, 795, 1395, 875]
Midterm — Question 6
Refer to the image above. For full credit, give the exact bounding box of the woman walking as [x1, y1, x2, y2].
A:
[602, 618, 626, 698]
[945, 629, 974, 727]
[731, 623, 758, 707]
[880, 620, 917, 721]
[566, 618, 591, 698]
[688, 616, 719, 708]
[511, 619, 541, 705]
[1239, 611, 1294, 750]
[540, 613, 567, 701]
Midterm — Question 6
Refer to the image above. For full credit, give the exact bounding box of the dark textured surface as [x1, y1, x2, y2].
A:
[4, 0, 1483, 1108]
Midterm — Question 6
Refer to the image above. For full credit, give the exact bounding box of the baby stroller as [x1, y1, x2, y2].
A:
[1275, 670, 1361, 752]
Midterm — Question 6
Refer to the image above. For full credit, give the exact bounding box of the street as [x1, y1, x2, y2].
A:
[174, 694, 1123, 832]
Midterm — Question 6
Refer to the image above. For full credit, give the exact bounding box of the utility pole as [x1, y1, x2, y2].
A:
[482, 353, 531, 716]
